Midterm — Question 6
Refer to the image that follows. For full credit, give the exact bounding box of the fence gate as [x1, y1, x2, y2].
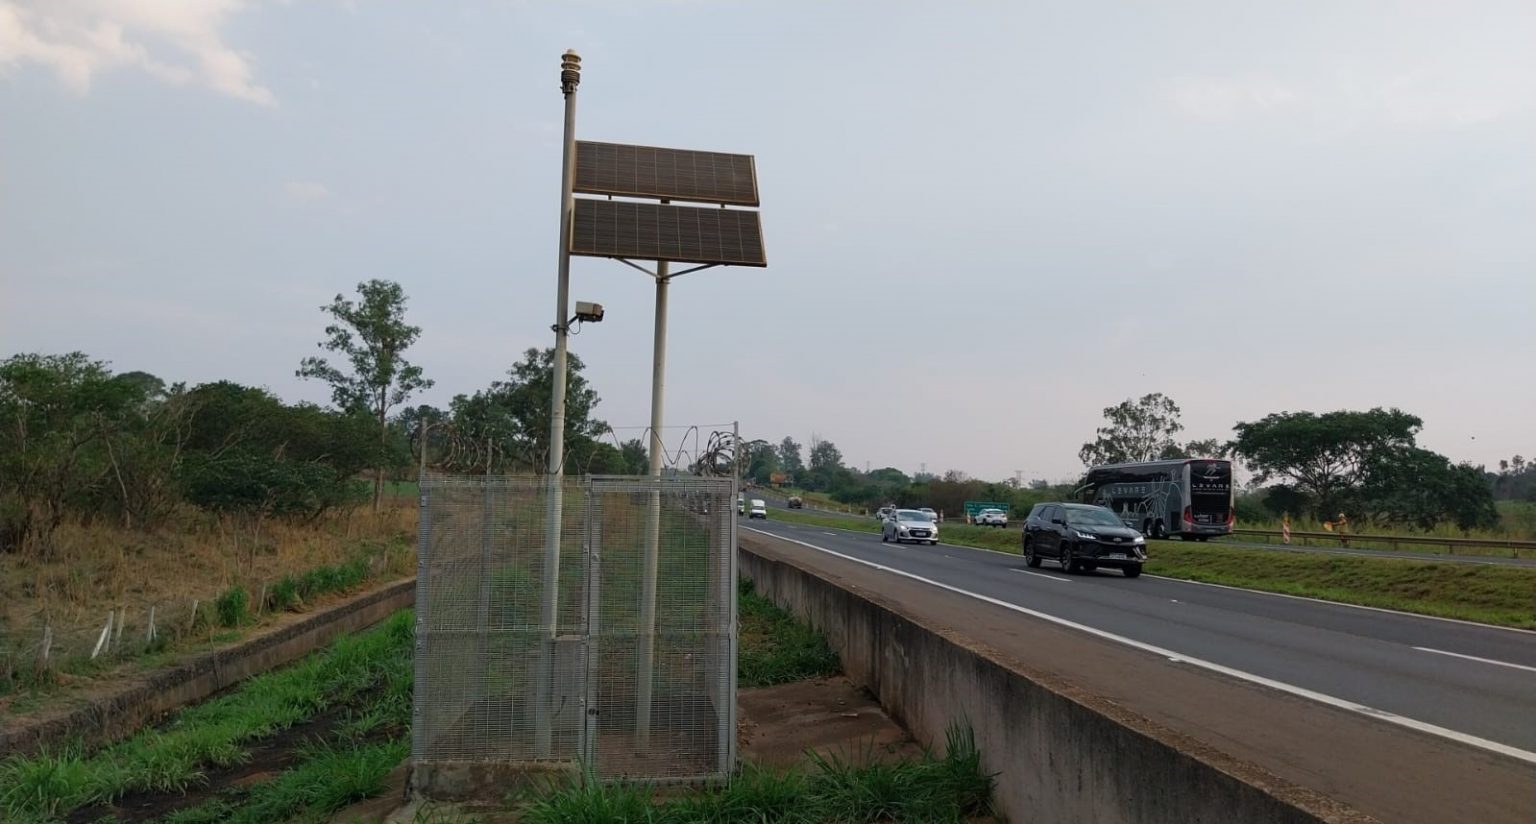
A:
[411, 474, 737, 786]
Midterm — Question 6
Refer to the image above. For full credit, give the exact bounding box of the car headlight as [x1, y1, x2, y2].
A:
[1074, 531, 1096, 540]
[1133, 536, 1146, 544]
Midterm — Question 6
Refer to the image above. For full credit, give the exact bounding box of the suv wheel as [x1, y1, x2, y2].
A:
[1060, 544, 1076, 573]
[1024, 539, 1041, 568]
[1123, 565, 1142, 578]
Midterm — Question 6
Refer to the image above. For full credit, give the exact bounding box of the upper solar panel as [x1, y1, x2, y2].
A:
[575, 141, 760, 206]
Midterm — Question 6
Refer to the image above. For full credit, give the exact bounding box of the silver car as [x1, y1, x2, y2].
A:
[882, 508, 940, 545]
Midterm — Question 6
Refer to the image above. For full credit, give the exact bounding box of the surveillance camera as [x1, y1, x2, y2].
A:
[574, 301, 604, 323]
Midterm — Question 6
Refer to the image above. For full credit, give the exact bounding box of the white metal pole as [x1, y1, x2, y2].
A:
[536, 49, 580, 758]
[636, 258, 669, 748]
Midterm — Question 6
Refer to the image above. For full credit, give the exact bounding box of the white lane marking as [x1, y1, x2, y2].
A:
[823, 532, 837, 536]
[1010, 569, 1071, 583]
[1142, 574, 1536, 636]
[743, 526, 1536, 766]
[768, 522, 1536, 634]
[1413, 647, 1536, 674]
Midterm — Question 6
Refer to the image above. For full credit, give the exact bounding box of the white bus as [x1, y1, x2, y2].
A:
[1079, 458, 1234, 540]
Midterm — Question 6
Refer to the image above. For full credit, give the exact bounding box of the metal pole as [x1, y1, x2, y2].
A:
[636, 258, 669, 748]
[418, 419, 428, 482]
[536, 49, 580, 758]
[725, 420, 740, 773]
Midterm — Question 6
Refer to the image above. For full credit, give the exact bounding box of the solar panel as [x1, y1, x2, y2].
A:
[575, 141, 760, 206]
[570, 199, 767, 267]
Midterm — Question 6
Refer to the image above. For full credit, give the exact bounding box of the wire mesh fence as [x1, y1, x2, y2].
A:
[412, 473, 737, 783]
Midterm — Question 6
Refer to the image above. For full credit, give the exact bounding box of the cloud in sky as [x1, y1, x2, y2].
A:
[283, 180, 331, 202]
[0, 0, 274, 105]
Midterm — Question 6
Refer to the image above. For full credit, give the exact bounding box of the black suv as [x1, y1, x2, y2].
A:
[1022, 503, 1145, 577]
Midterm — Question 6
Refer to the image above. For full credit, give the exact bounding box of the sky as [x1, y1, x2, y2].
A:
[2, 1, 1533, 482]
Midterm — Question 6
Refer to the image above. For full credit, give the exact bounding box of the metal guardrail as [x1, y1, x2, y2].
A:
[1230, 528, 1536, 558]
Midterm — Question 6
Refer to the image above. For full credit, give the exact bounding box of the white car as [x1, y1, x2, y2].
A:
[882, 509, 939, 545]
[976, 508, 1009, 528]
[748, 499, 768, 519]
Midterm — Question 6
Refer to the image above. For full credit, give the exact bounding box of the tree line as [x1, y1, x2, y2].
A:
[0, 279, 634, 559]
[750, 392, 1516, 533]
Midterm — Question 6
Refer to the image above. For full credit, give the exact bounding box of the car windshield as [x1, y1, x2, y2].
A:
[1065, 508, 1122, 527]
[751, 500, 765, 507]
[896, 510, 931, 522]
[981, 509, 1003, 516]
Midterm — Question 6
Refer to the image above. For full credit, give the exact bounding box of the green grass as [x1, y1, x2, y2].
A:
[160, 739, 410, 824]
[765, 508, 1536, 629]
[1145, 542, 1536, 628]
[0, 610, 414, 820]
[521, 725, 993, 824]
[738, 579, 841, 687]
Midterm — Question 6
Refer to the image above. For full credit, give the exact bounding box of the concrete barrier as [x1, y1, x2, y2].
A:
[739, 537, 1374, 824]
[1, 579, 415, 759]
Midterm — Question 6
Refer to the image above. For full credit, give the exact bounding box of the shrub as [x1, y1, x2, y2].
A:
[215, 586, 248, 628]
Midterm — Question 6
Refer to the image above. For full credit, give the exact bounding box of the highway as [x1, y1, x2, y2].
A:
[740, 515, 1536, 823]
[753, 493, 1536, 567]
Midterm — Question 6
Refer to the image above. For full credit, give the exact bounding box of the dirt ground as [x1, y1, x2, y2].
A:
[736, 675, 920, 767]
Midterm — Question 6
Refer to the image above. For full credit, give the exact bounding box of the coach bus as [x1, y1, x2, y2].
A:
[1078, 458, 1234, 540]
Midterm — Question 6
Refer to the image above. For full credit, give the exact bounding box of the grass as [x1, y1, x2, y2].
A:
[764, 508, 1536, 629]
[1145, 542, 1536, 628]
[520, 725, 993, 824]
[0, 610, 414, 820]
[738, 579, 841, 687]
[0, 501, 417, 701]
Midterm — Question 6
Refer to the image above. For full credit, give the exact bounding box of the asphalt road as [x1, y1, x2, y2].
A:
[740, 515, 1536, 822]
[751, 492, 1536, 567]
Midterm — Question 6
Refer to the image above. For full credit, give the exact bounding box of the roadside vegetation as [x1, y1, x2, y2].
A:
[521, 726, 993, 824]
[738, 579, 840, 687]
[0, 610, 414, 823]
[763, 508, 1536, 629]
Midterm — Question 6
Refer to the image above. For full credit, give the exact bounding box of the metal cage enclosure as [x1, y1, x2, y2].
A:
[411, 474, 737, 784]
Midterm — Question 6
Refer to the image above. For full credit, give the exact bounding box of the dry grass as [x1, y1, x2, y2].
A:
[0, 502, 418, 691]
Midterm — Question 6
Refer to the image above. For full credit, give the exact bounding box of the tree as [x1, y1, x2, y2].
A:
[1230, 408, 1421, 518]
[0, 353, 144, 554]
[1183, 438, 1226, 459]
[1078, 393, 1186, 467]
[297, 279, 432, 512]
[1359, 447, 1498, 531]
[740, 439, 779, 484]
[805, 436, 845, 492]
[777, 437, 804, 480]
[619, 438, 649, 475]
[448, 348, 606, 474]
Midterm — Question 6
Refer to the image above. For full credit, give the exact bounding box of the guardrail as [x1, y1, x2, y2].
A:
[1229, 528, 1536, 558]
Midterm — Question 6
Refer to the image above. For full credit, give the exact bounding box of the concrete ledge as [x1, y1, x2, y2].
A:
[1, 578, 416, 759]
[739, 536, 1376, 824]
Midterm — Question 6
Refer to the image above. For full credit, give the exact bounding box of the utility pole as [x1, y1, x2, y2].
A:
[535, 48, 580, 759]
[636, 252, 669, 749]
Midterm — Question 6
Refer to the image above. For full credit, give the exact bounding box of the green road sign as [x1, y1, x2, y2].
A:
[963, 501, 1011, 519]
